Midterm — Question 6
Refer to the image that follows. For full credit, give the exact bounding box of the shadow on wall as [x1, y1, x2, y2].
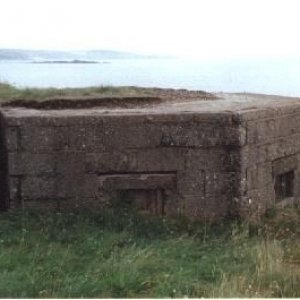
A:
[0, 112, 9, 211]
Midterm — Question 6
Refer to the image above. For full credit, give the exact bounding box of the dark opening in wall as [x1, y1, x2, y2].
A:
[118, 188, 165, 215]
[274, 170, 294, 201]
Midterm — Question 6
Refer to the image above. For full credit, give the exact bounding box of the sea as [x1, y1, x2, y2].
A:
[1, 57, 300, 97]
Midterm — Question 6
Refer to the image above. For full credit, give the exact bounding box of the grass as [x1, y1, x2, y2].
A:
[0, 206, 299, 298]
[0, 82, 166, 109]
[0, 82, 153, 103]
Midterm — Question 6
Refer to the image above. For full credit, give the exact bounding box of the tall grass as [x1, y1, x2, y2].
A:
[0, 207, 299, 297]
[213, 239, 298, 297]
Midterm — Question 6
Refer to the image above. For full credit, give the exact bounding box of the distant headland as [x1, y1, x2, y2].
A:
[31, 59, 106, 64]
[0, 48, 165, 61]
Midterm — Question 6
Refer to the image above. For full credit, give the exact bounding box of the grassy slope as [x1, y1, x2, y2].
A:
[0, 207, 299, 298]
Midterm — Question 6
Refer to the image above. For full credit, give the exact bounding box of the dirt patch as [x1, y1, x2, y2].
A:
[2, 96, 163, 110]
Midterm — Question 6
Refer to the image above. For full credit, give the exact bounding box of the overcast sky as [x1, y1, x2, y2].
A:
[1, 0, 300, 59]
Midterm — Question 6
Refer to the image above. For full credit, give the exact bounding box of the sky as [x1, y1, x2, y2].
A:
[1, 0, 300, 60]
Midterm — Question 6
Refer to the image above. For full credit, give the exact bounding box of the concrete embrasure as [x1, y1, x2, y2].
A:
[1, 91, 300, 220]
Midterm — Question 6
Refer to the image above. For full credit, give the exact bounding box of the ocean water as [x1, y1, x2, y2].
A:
[1, 58, 300, 97]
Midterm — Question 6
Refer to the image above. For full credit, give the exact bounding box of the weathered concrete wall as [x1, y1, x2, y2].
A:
[236, 105, 300, 219]
[1, 94, 300, 220]
[1, 110, 245, 220]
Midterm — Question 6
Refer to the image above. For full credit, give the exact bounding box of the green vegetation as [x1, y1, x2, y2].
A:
[0, 82, 165, 109]
[0, 82, 153, 103]
[0, 207, 299, 298]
